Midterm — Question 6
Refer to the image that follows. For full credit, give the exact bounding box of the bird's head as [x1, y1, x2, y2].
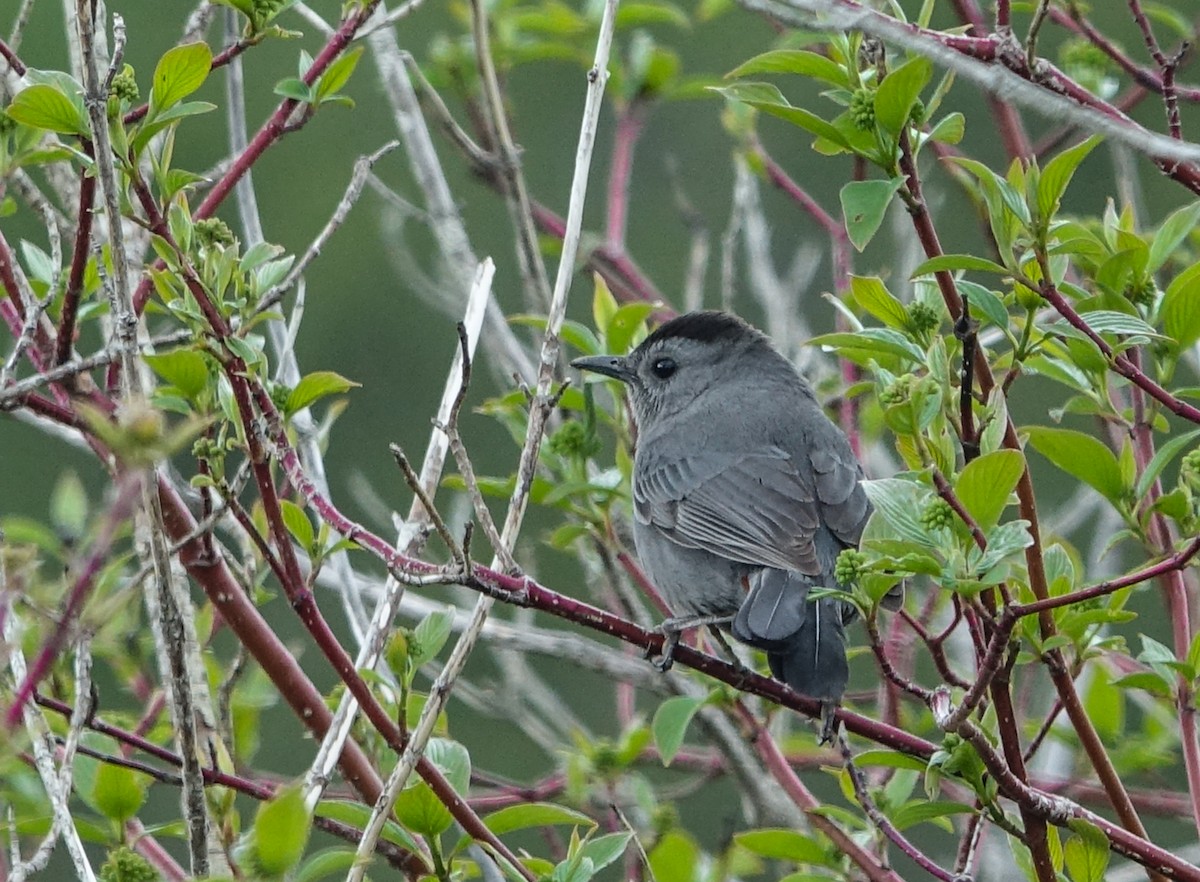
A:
[571, 311, 795, 428]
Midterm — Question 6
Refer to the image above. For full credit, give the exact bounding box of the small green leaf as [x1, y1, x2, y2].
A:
[735, 829, 828, 864]
[1135, 428, 1200, 500]
[1162, 261, 1200, 349]
[725, 50, 846, 87]
[606, 302, 656, 354]
[710, 82, 849, 150]
[955, 449, 1024, 533]
[1063, 820, 1109, 882]
[315, 800, 420, 853]
[50, 471, 89, 539]
[911, 254, 1010, 276]
[840, 179, 904, 251]
[144, 349, 210, 400]
[7, 84, 88, 135]
[957, 281, 1008, 330]
[252, 783, 312, 877]
[151, 42, 213, 112]
[279, 500, 315, 550]
[410, 608, 455, 668]
[483, 803, 595, 836]
[849, 275, 908, 329]
[1025, 426, 1126, 506]
[275, 77, 314, 103]
[579, 832, 634, 872]
[395, 781, 453, 838]
[808, 328, 925, 365]
[925, 111, 964, 145]
[874, 56, 931, 135]
[651, 695, 705, 765]
[889, 800, 974, 831]
[286, 371, 359, 414]
[92, 762, 149, 824]
[1148, 201, 1200, 273]
[315, 46, 364, 103]
[1037, 135, 1102, 225]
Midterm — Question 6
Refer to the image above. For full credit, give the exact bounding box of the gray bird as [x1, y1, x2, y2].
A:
[573, 311, 882, 737]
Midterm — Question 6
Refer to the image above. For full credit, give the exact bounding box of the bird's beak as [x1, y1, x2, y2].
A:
[571, 354, 635, 384]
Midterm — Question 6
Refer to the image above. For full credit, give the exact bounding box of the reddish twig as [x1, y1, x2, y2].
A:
[56, 141, 97, 367]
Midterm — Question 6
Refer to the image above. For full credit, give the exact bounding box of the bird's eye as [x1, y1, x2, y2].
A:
[651, 357, 677, 379]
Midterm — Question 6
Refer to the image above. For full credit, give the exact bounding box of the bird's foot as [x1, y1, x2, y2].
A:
[647, 614, 735, 672]
[818, 701, 842, 746]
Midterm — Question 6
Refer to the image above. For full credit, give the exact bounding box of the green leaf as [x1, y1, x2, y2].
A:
[315, 800, 421, 853]
[251, 783, 311, 876]
[957, 281, 1008, 330]
[286, 371, 359, 414]
[1024, 426, 1126, 506]
[1063, 820, 1110, 882]
[395, 780, 453, 837]
[1135, 428, 1200, 500]
[840, 179, 904, 252]
[279, 500, 315, 550]
[315, 46, 364, 103]
[911, 254, 1010, 276]
[1037, 135, 1102, 225]
[1148, 200, 1200, 273]
[725, 50, 846, 87]
[874, 56, 931, 135]
[606, 302, 656, 354]
[651, 695, 705, 765]
[849, 275, 908, 329]
[410, 608, 455, 668]
[889, 800, 974, 832]
[925, 111, 964, 145]
[92, 762, 149, 824]
[7, 84, 88, 135]
[50, 471, 88, 539]
[735, 829, 827, 864]
[274, 77, 313, 102]
[295, 848, 357, 882]
[1053, 310, 1166, 340]
[578, 832, 633, 873]
[151, 42, 213, 112]
[808, 328, 925, 365]
[1162, 261, 1200, 349]
[861, 478, 937, 547]
[710, 83, 849, 149]
[483, 803, 595, 836]
[144, 349, 210, 399]
[955, 449, 1024, 533]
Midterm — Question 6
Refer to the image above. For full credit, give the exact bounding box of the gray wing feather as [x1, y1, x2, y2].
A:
[809, 444, 870, 544]
[634, 449, 821, 574]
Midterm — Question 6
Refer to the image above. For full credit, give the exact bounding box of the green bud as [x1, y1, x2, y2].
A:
[834, 548, 867, 585]
[907, 301, 940, 334]
[878, 374, 914, 406]
[920, 498, 955, 532]
[109, 64, 139, 104]
[850, 88, 876, 131]
[547, 420, 601, 461]
[194, 217, 236, 249]
[100, 846, 158, 882]
[1123, 277, 1157, 307]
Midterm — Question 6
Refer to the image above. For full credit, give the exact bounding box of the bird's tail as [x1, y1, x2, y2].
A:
[731, 568, 850, 702]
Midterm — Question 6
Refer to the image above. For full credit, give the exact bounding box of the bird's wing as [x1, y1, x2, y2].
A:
[634, 447, 822, 574]
[808, 442, 871, 547]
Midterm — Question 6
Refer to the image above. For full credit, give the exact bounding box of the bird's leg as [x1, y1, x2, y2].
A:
[818, 701, 841, 746]
[648, 613, 735, 672]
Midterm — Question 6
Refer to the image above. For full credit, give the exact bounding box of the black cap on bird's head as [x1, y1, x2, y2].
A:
[571, 311, 792, 425]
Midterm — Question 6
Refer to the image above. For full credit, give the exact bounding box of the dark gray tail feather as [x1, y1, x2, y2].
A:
[731, 568, 810, 650]
[766, 596, 850, 702]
